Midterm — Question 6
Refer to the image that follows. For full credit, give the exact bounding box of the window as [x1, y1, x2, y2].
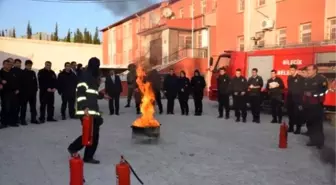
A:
[327, 17, 336, 40]
[212, 0, 217, 11]
[198, 32, 202, 48]
[179, 35, 185, 48]
[179, 35, 192, 48]
[201, 0, 206, 14]
[237, 36, 244, 51]
[300, 22, 311, 43]
[189, 4, 194, 17]
[185, 36, 192, 48]
[238, 0, 244, 12]
[277, 28, 286, 46]
[179, 8, 184, 18]
[258, 0, 265, 6]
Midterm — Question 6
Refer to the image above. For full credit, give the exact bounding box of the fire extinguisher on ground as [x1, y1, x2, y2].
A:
[69, 153, 86, 185]
[116, 155, 144, 185]
[82, 115, 93, 146]
[279, 122, 288, 149]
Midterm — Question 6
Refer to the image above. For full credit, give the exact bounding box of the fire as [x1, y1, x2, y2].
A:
[132, 66, 160, 128]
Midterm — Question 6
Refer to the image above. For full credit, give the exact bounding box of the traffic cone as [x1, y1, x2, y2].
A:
[279, 122, 288, 149]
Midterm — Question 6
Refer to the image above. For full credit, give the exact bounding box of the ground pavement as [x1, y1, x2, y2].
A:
[0, 97, 335, 185]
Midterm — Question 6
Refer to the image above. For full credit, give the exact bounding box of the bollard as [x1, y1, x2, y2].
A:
[69, 153, 84, 185]
[279, 122, 288, 148]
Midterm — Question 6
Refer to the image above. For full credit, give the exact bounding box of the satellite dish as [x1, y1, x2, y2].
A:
[162, 7, 173, 18]
[150, 13, 160, 25]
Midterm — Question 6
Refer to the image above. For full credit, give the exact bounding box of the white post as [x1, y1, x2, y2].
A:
[191, 0, 194, 58]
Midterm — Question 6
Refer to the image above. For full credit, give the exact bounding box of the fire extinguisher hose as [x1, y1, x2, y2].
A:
[123, 158, 144, 185]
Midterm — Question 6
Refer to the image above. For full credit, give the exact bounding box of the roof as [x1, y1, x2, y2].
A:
[100, 0, 181, 32]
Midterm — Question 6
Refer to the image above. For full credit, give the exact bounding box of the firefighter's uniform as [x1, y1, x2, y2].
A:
[217, 73, 231, 119]
[230, 75, 248, 122]
[303, 74, 328, 148]
[247, 75, 263, 123]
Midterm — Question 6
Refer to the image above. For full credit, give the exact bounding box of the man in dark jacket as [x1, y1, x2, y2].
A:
[12, 59, 23, 124]
[287, 64, 305, 134]
[217, 67, 231, 119]
[20, 60, 39, 124]
[247, 68, 264, 123]
[147, 69, 163, 114]
[191, 70, 206, 116]
[163, 68, 178, 114]
[125, 64, 136, 107]
[266, 69, 285, 123]
[38, 61, 58, 123]
[230, 68, 248, 122]
[68, 57, 110, 164]
[177, 70, 190, 115]
[58, 62, 78, 120]
[0, 60, 20, 128]
[105, 70, 122, 115]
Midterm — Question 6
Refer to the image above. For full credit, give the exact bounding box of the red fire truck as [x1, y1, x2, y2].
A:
[208, 44, 336, 111]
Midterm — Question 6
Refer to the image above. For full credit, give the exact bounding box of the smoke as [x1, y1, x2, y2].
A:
[98, 0, 159, 17]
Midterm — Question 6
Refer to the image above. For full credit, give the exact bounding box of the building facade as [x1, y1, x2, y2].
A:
[101, 0, 335, 68]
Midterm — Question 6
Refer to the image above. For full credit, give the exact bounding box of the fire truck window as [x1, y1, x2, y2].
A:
[216, 57, 230, 70]
[315, 52, 336, 91]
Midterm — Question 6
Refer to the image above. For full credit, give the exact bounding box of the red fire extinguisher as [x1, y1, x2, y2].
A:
[279, 122, 288, 149]
[82, 115, 93, 146]
[116, 156, 144, 185]
[69, 153, 84, 185]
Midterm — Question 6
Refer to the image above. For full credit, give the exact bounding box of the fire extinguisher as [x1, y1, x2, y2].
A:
[69, 153, 84, 185]
[116, 156, 144, 185]
[82, 115, 93, 146]
[279, 122, 288, 149]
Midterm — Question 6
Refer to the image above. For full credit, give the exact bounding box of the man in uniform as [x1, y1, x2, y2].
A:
[57, 62, 78, 120]
[125, 64, 136, 107]
[71, 61, 77, 76]
[147, 69, 163, 114]
[163, 68, 178, 114]
[303, 64, 328, 149]
[191, 70, 206, 116]
[67, 57, 110, 164]
[20, 60, 39, 124]
[230, 68, 248, 122]
[266, 70, 285, 123]
[12, 59, 23, 124]
[38, 61, 57, 123]
[217, 67, 231, 119]
[287, 64, 305, 134]
[247, 68, 264, 123]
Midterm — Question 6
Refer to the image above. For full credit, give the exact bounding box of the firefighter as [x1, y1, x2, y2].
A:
[191, 70, 206, 116]
[287, 64, 305, 134]
[230, 68, 248, 122]
[298, 67, 310, 136]
[12, 59, 23, 124]
[38, 61, 57, 123]
[125, 64, 136, 108]
[217, 67, 231, 119]
[163, 68, 178, 114]
[0, 59, 20, 127]
[177, 70, 190, 115]
[147, 69, 163, 114]
[105, 70, 122, 115]
[303, 64, 328, 149]
[247, 68, 264, 123]
[20, 60, 39, 124]
[266, 70, 285, 123]
[68, 57, 111, 164]
[57, 62, 77, 120]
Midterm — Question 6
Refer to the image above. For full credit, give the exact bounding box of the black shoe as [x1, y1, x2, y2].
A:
[39, 118, 45, 123]
[278, 119, 282, 124]
[62, 116, 66, 120]
[110, 112, 114, 115]
[306, 142, 319, 147]
[287, 127, 294, 133]
[218, 115, 223, 118]
[136, 111, 141, 115]
[242, 119, 246, 123]
[181, 112, 185, 115]
[252, 119, 256, 123]
[185, 112, 189, 116]
[235, 118, 240, 122]
[125, 104, 130, 108]
[47, 118, 57, 122]
[225, 115, 229, 119]
[301, 131, 310, 136]
[21, 121, 28, 126]
[115, 113, 119, 115]
[294, 129, 301, 135]
[159, 110, 163, 114]
[0, 125, 7, 129]
[84, 158, 100, 164]
[271, 119, 277, 123]
[10, 124, 19, 127]
[70, 116, 76, 119]
[31, 120, 40, 124]
[255, 120, 260, 124]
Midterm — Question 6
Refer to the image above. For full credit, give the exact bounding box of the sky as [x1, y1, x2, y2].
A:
[0, 0, 157, 38]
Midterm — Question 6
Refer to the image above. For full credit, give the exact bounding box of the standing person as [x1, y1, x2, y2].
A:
[298, 67, 310, 136]
[12, 59, 23, 124]
[177, 70, 190, 115]
[105, 70, 122, 115]
[76, 63, 83, 77]
[303, 64, 328, 149]
[147, 69, 163, 114]
[266, 70, 285, 123]
[67, 57, 111, 164]
[190, 70, 206, 116]
[230, 69, 248, 122]
[70, 61, 77, 76]
[0, 60, 20, 127]
[217, 67, 231, 119]
[163, 68, 178, 114]
[287, 64, 305, 134]
[247, 68, 264, 123]
[38, 61, 57, 123]
[57, 62, 77, 120]
[20, 60, 39, 124]
[125, 64, 136, 107]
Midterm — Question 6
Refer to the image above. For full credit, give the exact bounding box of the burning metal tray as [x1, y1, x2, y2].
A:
[131, 125, 160, 138]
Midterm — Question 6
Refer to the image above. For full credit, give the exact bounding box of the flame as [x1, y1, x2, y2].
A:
[132, 66, 160, 128]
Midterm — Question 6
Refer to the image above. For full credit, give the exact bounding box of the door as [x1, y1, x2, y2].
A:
[247, 56, 274, 87]
[149, 38, 162, 66]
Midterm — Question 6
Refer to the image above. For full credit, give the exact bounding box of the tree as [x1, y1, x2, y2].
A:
[93, 27, 100, 44]
[74, 28, 83, 43]
[12, 28, 16, 38]
[1, 30, 4, 37]
[39, 33, 42, 40]
[27, 21, 32, 39]
[53, 22, 59, 41]
[65, 29, 71, 42]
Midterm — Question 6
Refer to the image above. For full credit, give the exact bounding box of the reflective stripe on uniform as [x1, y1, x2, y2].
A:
[86, 89, 98, 95]
[77, 97, 87, 102]
[77, 82, 88, 89]
[76, 110, 100, 116]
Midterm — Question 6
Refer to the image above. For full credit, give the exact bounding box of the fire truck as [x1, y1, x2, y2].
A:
[208, 44, 336, 112]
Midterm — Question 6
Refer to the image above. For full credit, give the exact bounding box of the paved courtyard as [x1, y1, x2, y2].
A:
[0, 97, 334, 185]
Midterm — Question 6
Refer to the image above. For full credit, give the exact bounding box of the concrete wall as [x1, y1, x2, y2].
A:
[0, 37, 102, 72]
